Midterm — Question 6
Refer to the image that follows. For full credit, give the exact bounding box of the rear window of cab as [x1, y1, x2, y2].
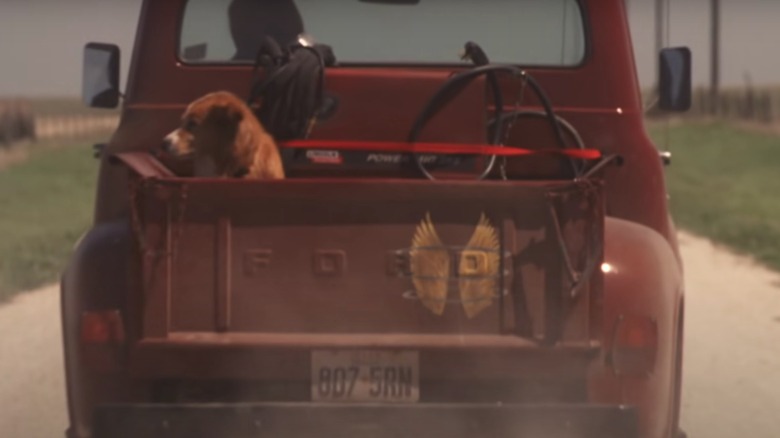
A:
[178, 0, 587, 67]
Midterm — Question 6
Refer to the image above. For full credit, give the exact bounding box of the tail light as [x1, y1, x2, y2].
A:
[609, 315, 658, 377]
[80, 310, 125, 372]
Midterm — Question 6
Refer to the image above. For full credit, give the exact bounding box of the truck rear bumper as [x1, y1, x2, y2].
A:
[91, 402, 638, 438]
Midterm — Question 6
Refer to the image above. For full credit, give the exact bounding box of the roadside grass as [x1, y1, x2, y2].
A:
[0, 137, 102, 301]
[28, 97, 119, 117]
[649, 120, 780, 270]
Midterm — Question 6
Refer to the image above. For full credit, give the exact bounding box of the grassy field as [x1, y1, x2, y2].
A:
[0, 138, 100, 301]
[28, 97, 119, 117]
[649, 120, 780, 270]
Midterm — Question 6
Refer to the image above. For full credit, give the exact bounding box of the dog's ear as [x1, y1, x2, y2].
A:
[208, 105, 244, 124]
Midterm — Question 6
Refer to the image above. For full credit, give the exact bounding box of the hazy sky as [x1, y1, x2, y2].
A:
[0, 0, 143, 97]
[1, 0, 779, 97]
[627, 0, 780, 90]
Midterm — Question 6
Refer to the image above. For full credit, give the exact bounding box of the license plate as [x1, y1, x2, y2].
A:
[311, 350, 419, 403]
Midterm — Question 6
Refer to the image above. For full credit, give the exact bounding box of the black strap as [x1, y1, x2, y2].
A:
[247, 37, 336, 142]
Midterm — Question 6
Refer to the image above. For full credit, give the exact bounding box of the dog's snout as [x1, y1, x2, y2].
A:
[162, 130, 180, 154]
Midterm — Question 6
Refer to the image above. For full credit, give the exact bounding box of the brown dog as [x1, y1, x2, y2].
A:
[163, 91, 285, 179]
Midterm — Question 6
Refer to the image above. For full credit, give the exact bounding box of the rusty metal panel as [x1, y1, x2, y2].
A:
[216, 217, 232, 332]
[112, 152, 176, 179]
[130, 332, 598, 382]
[120, 155, 604, 347]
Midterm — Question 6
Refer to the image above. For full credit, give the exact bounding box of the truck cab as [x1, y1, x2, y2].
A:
[64, 1, 692, 437]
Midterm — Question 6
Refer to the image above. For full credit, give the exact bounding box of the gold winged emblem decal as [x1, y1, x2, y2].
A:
[459, 213, 501, 318]
[409, 212, 500, 318]
[410, 213, 450, 315]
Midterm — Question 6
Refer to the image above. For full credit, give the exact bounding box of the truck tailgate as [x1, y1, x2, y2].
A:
[121, 171, 600, 334]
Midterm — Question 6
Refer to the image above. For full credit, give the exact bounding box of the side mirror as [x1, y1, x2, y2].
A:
[82, 42, 121, 109]
[658, 47, 692, 112]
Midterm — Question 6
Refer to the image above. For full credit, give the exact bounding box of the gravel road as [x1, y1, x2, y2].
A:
[0, 231, 778, 438]
[0, 282, 67, 438]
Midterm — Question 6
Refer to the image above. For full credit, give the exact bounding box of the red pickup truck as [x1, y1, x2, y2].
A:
[63, 1, 692, 437]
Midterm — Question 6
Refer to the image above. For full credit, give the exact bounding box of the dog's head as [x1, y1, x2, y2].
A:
[162, 92, 246, 158]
